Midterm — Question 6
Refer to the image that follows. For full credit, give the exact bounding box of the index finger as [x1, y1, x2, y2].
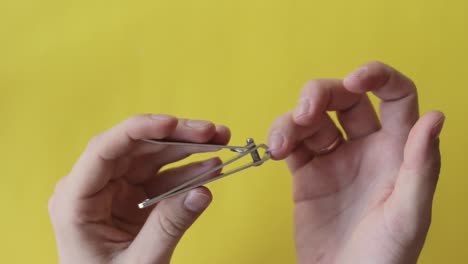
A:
[68, 114, 179, 199]
[343, 61, 419, 136]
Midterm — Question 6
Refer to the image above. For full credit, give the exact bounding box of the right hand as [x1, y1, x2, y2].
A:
[268, 62, 444, 264]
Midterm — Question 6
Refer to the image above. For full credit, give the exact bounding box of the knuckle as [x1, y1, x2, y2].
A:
[303, 79, 323, 91]
[127, 114, 147, 123]
[366, 61, 389, 76]
[270, 113, 290, 131]
[367, 60, 385, 67]
[47, 195, 55, 216]
[87, 133, 103, 150]
[130, 113, 171, 123]
[405, 77, 417, 90]
[118, 115, 147, 136]
[301, 80, 331, 99]
[49, 176, 67, 217]
[395, 71, 416, 91]
[54, 176, 67, 191]
[158, 213, 188, 239]
[365, 60, 388, 72]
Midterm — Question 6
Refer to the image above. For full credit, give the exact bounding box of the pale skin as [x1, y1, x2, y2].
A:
[49, 61, 444, 264]
[48, 116, 232, 263]
[268, 61, 444, 263]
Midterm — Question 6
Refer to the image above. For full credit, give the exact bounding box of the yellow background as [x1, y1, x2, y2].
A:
[1, 0, 467, 263]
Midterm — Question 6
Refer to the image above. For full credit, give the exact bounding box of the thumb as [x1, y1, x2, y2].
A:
[127, 187, 212, 264]
[385, 111, 445, 245]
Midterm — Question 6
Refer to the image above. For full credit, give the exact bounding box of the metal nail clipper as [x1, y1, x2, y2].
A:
[137, 138, 271, 209]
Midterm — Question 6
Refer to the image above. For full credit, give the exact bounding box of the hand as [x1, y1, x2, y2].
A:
[48, 115, 230, 264]
[268, 62, 444, 264]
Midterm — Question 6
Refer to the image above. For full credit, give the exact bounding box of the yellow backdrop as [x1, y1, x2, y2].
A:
[1, 0, 467, 263]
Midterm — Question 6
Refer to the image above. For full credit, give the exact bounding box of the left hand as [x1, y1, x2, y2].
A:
[48, 114, 230, 264]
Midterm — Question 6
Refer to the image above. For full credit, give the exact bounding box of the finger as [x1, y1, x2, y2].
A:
[210, 124, 231, 145]
[385, 111, 444, 243]
[127, 121, 228, 157]
[268, 112, 341, 160]
[293, 79, 380, 140]
[152, 124, 230, 167]
[125, 125, 230, 184]
[136, 124, 230, 168]
[170, 119, 216, 141]
[343, 61, 419, 136]
[268, 112, 314, 160]
[336, 94, 380, 139]
[69, 115, 230, 199]
[127, 187, 212, 263]
[143, 157, 222, 198]
[170, 122, 230, 145]
[303, 114, 342, 154]
[285, 143, 315, 173]
[69, 114, 178, 198]
[108, 158, 221, 232]
[286, 115, 343, 172]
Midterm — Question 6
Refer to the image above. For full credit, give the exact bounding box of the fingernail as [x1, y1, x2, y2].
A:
[150, 114, 174, 121]
[185, 119, 211, 129]
[295, 98, 310, 118]
[431, 113, 445, 139]
[184, 190, 211, 213]
[269, 132, 284, 152]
